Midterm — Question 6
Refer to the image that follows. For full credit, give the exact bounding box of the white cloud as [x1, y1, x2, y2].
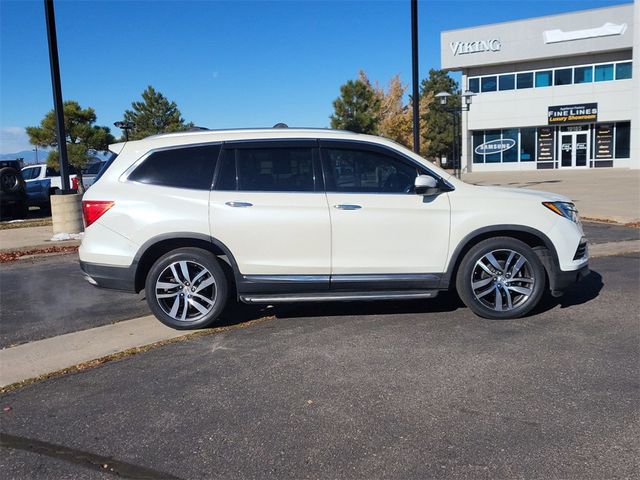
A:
[0, 127, 33, 153]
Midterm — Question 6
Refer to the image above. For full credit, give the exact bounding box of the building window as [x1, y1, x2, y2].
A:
[468, 78, 479, 93]
[484, 130, 502, 163]
[516, 72, 533, 89]
[502, 129, 519, 162]
[615, 62, 632, 80]
[554, 68, 572, 86]
[595, 64, 614, 82]
[574, 66, 593, 84]
[481, 76, 497, 92]
[499, 74, 515, 91]
[535, 71, 552, 87]
[615, 122, 631, 158]
[472, 131, 484, 163]
[520, 128, 536, 161]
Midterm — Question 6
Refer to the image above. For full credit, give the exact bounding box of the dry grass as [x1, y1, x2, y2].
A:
[0, 218, 52, 230]
[0, 245, 78, 263]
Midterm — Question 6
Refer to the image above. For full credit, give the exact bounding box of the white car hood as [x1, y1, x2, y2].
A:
[470, 185, 572, 203]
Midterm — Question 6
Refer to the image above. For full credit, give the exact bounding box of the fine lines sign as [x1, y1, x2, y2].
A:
[548, 103, 598, 124]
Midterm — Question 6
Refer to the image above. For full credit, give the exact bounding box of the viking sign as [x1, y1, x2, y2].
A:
[450, 39, 501, 56]
[548, 103, 598, 125]
[475, 138, 516, 155]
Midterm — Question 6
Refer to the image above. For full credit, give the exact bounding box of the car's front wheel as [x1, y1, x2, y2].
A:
[456, 237, 546, 319]
[145, 247, 228, 329]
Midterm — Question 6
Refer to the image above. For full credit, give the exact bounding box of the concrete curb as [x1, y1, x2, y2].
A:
[0, 316, 189, 388]
[589, 240, 640, 258]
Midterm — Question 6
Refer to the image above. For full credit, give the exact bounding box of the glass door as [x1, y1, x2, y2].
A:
[559, 132, 590, 168]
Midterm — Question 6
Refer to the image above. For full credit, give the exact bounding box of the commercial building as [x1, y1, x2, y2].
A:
[441, 3, 639, 172]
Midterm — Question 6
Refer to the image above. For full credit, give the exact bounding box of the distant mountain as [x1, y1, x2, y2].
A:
[0, 149, 51, 164]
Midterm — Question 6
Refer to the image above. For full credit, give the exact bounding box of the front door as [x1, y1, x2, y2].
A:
[560, 132, 589, 168]
[320, 141, 451, 287]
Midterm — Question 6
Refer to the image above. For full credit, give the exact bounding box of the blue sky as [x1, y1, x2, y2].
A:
[0, 0, 630, 153]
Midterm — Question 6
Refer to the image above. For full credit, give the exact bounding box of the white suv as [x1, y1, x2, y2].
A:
[79, 128, 589, 329]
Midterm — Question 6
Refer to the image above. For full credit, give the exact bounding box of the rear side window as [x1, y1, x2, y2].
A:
[215, 147, 316, 192]
[129, 144, 221, 190]
[21, 167, 40, 180]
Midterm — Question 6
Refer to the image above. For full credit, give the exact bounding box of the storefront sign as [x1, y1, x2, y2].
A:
[450, 38, 501, 56]
[548, 103, 598, 124]
[474, 138, 515, 155]
[595, 124, 613, 159]
[537, 127, 555, 162]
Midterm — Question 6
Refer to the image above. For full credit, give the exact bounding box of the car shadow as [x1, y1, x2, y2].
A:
[214, 270, 603, 326]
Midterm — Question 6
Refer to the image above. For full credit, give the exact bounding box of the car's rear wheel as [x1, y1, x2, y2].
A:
[456, 237, 546, 319]
[145, 247, 228, 329]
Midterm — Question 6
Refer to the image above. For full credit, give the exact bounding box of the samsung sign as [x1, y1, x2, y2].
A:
[475, 139, 516, 155]
[450, 38, 501, 56]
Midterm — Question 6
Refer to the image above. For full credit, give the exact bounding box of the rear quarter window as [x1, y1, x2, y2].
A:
[128, 144, 221, 190]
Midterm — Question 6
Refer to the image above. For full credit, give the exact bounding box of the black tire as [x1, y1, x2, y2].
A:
[0, 167, 25, 194]
[13, 201, 28, 219]
[456, 237, 546, 319]
[145, 247, 228, 330]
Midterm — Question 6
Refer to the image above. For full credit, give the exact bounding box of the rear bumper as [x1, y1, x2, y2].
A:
[80, 260, 137, 293]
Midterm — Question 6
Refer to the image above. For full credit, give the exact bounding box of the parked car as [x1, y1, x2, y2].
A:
[81, 160, 106, 189]
[0, 160, 28, 220]
[21, 164, 78, 211]
[80, 128, 589, 329]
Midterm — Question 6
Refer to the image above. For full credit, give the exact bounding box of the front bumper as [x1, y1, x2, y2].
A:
[550, 263, 590, 297]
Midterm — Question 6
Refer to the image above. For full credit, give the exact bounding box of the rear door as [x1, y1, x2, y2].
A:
[320, 140, 451, 287]
[209, 140, 331, 287]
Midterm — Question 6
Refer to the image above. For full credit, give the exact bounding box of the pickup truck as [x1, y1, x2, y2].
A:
[21, 164, 78, 211]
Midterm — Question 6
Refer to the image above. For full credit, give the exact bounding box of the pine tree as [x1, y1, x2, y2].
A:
[330, 71, 381, 134]
[420, 69, 460, 163]
[123, 86, 192, 140]
[26, 101, 115, 188]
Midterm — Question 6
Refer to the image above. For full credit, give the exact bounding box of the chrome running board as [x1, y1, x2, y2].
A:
[239, 290, 439, 304]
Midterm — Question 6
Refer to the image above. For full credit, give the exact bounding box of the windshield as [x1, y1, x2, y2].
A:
[92, 152, 117, 185]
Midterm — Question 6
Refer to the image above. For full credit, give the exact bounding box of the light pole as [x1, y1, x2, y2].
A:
[33, 146, 39, 164]
[410, 0, 420, 155]
[114, 121, 135, 141]
[435, 90, 476, 179]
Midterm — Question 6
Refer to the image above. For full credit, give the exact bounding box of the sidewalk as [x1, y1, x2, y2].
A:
[0, 225, 81, 252]
[462, 168, 640, 224]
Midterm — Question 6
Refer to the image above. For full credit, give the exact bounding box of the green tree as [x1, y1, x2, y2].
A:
[122, 86, 192, 140]
[26, 101, 115, 189]
[330, 71, 381, 134]
[420, 69, 460, 164]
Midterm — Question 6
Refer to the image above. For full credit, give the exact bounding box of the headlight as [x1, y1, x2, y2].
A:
[542, 201, 579, 223]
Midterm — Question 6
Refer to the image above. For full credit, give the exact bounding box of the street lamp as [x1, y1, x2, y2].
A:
[435, 90, 476, 178]
[114, 121, 135, 141]
[32, 146, 39, 163]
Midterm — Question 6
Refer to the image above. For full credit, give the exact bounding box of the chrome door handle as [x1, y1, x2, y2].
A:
[225, 201, 253, 208]
[334, 204, 362, 210]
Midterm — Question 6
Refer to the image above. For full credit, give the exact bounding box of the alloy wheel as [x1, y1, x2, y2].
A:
[471, 249, 535, 312]
[155, 260, 217, 322]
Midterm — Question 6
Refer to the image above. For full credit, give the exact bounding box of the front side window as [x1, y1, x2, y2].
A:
[615, 122, 630, 158]
[468, 78, 479, 93]
[615, 62, 632, 80]
[595, 64, 614, 82]
[520, 128, 536, 161]
[516, 72, 533, 89]
[498, 74, 515, 91]
[324, 148, 418, 193]
[21, 167, 40, 180]
[128, 144, 221, 190]
[502, 129, 519, 162]
[484, 131, 502, 163]
[481, 76, 497, 92]
[235, 147, 315, 192]
[535, 71, 552, 87]
[472, 131, 484, 163]
[554, 68, 573, 86]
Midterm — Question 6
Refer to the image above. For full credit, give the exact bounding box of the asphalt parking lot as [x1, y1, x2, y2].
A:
[1, 253, 638, 479]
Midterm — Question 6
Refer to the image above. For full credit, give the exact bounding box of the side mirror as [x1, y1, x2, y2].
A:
[414, 175, 439, 196]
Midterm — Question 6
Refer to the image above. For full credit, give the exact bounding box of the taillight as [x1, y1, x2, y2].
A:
[82, 201, 114, 227]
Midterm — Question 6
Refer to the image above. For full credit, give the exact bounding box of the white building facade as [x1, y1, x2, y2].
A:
[441, 3, 639, 172]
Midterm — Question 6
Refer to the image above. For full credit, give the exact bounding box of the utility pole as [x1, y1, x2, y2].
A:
[44, 0, 72, 192]
[411, 0, 420, 155]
